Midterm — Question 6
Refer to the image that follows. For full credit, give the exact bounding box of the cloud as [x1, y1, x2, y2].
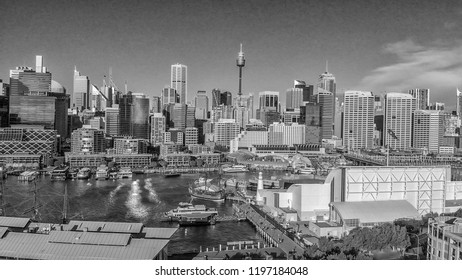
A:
[357, 39, 462, 110]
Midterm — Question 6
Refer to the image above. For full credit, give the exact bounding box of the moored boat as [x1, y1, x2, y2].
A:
[95, 165, 109, 180]
[51, 166, 69, 181]
[222, 164, 248, 173]
[163, 170, 181, 178]
[117, 167, 132, 179]
[77, 168, 91, 179]
[164, 203, 218, 224]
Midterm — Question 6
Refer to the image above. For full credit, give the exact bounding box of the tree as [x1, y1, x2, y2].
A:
[189, 160, 197, 167]
[159, 160, 168, 168]
[196, 158, 204, 167]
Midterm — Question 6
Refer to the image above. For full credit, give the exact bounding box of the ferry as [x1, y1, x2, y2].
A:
[117, 167, 132, 179]
[95, 165, 109, 180]
[178, 213, 217, 226]
[164, 203, 218, 222]
[77, 168, 91, 179]
[222, 165, 249, 173]
[51, 166, 69, 181]
[163, 170, 181, 178]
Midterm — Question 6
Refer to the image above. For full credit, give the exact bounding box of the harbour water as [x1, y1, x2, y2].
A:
[0, 170, 296, 256]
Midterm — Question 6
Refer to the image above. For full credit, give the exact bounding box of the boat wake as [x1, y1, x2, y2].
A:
[143, 178, 160, 203]
[125, 180, 149, 219]
[108, 183, 124, 205]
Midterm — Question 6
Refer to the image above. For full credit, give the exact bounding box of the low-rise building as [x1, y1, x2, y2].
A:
[427, 216, 462, 260]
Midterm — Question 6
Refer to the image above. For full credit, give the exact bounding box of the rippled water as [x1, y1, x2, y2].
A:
[0, 171, 292, 255]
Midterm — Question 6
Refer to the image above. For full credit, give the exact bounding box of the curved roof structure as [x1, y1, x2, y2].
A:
[51, 80, 66, 94]
[330, 200, 420, 224]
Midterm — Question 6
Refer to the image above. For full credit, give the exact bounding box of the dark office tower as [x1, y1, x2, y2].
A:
[318, 90, 334, 140]
[186, 105, 196, 127]
[294, 80, 314, 103]
[9, 56, 51, 96]
[195, 91, 208, 120]
[132, 95, 150, 139]
[0, 79, 9, 96]
[162, 87, 179, 108]
[0, 96, 8, 127]
[152, 96, 161, 113]
[50, 80, 69, 139]
[73, 66, 90, 110]
[212, 89, 232, 108]
[119, 93, 134, 136]
[173, 103, 187, 130]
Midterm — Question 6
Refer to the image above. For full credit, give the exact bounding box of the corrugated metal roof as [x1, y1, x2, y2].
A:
[142, 227, 178, 239]
[330, 200, 420, 224]
[0, 217, 30, 228]
[0, 232, 169, 260]
[0, 227, 8, 238]
[48, 231, 131, 246]
[66, 220, 143, 234]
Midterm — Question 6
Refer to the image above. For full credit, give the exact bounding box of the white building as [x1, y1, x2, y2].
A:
[413, 110, 444, 153]
[230, 130, 268, 153]
[171, 64, 187, 104]
[343, 91, 374, 150]
[384, 92, 415, 150]
[268, 122, 305, 146]
[185, 127, 198, 145]
[215, 118, 240, 147]
[150, 113, 165, 146]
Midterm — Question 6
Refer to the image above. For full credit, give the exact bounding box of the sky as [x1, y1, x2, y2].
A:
[1, 0, 462, 109]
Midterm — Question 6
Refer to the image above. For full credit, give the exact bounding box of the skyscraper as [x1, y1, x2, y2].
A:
[317, 89, 334, 140]
[195, 91, 208, 120]
[318, 62, 336, 94]
[73, 67, 90, 110]
[343, 91, 375, 150]
[384, 93, 416, 150]
[162, 87, 178, 108]
[285, 87, 303, 110]
[294, 80, 314, 103]
[9, 56, 51, 95]
[132, 95, 150, 139]
[212, 89, 232, 108]
[408, 89, 430, 110]
[172, 103, 187, 130]
[150, 113, 165, 146]
[413, 110, 444, 153]
[186, 105, 196, 127]
[215, 119, 240, 147]
[171, 64, 187, 104]
[105, 107, 119, 136]
[152, 96, 161, 113]
[457, 89, 462, 117]
[258, 91, 279, 112]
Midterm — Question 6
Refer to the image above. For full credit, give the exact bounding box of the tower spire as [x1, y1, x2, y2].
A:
[326, 60, 328, 73]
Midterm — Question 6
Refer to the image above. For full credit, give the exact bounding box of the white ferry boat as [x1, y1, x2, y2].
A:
[297, 167, 316, 174]
[164, 203, 218, 221]
[95, 165, 109, 180]
[222, 165, 248, 173]
[117, 167, 132, 179]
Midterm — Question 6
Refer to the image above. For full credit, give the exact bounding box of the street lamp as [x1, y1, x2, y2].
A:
[408, 232, 420, 260]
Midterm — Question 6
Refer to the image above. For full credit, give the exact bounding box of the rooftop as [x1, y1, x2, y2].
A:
[65, 220, 144, 234]
[142, 227, 178, 239]
[0, 217, 31, 229]
[330, 200, 420, 224]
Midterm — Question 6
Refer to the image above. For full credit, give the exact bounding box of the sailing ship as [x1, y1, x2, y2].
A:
[189, 174, 226, 202]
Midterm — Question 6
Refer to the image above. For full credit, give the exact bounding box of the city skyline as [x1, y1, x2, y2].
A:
[2, 0, 462, 109]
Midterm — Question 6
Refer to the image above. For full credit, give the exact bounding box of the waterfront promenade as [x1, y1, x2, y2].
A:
[238, 203, 305, 259]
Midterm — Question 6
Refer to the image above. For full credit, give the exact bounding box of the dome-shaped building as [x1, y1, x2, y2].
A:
[51, 80, 66, 94]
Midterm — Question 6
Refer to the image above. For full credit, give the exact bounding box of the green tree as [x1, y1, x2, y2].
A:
[196, 158, 204, 167]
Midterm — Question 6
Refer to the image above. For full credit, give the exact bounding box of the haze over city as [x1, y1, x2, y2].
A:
[2, 0, 462, 108]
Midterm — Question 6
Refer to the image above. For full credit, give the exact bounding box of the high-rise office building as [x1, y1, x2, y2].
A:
[302, 103, 322, 144]
[0, 95, 8, 127]
[294, 80, 314, 103]
[9, 56, 51, 96]
[172, 103, 187, 130]
[215, 119, 240, 147]
[171, 64, 187, 104]
[408, 88, 430, 110]
[132, 95, 150, 139]
[457, 89, 462, 118]
[161, 87, 179, 107]
[384, 93, 416, 150]
[186, 105, 196, 128]
[150, 113, 165, 146]
[343, 91, 375, 150]
[73, 67, 90, 110]
[413, 110, 444, 153]
[258, 91, 279, 112]
[318, 90, 334, 140]
[105, 107, 119, 136]
[285, 87, 303, 110]
[195, 91, 208, 120]
[119, 93, 133, 137]
[185, 127, 198, 145]
[212, 89, 232, 108]
[318, 62, 336, 94]
[152, 96, 161, 113]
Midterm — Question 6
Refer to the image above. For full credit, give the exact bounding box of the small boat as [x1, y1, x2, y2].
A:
[297, 167, 315, 174]
[117, 167, 132, 179]
[164, 170, 181, 178]
[95, 165, 109, 180]
[178, 213, 217, 226]
[77, 168, 91, 179]
[222, 165, 249, 173]
[132, 169, 145, 174]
